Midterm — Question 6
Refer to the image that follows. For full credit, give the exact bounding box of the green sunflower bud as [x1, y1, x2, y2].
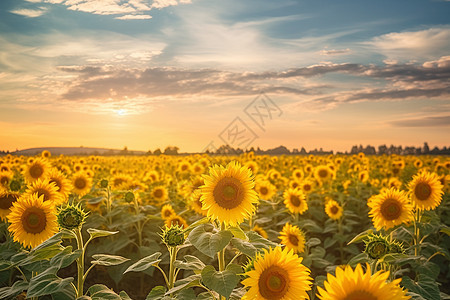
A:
[9, 180, 21, 192]
[389, 240, 405, 254]
[57, 203, 88, 230]
[99, 179, 109, 188]
[161, 225, 186, 247]
[364, 234, 389, 259]
[124, 191, 135, 203]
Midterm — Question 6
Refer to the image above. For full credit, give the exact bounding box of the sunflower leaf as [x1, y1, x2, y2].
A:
[87, 228, 119, 240]
[124, 252, 162, 274]
[188, 224, 233, 258]
[201, 264, 241, 299]
[91, 254, 130, 266]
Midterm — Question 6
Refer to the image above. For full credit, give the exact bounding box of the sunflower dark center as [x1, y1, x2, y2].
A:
[303, 184, 311, 191]
[343, 290, 377, 300]
[0, 193, 18, 210]
[49, 179, 62, 191]
[164, 210, 172, 217]
[288, 234, 299, 246]
[113, 178, 125, 186]
[35, 188, 51, 202]
[154, 189, 163, 198]
[380, 198, 402, 220]
[318, 169, 328, 178]
[213, 177, 244, 209]
[260, 187, 268, 195]
[290, 195, 301, 207]
[0, 176, 9, 186]
[21, 207, 47, 234]
[181, 165, 188, 171]
[415, 182, 432, 201]
[74, 178, 87, 190]
[29, 164, 44, 179]
[330, 205, 339, 214]
[259, 265, 289, 299]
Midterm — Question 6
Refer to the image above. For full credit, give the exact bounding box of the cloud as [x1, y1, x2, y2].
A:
[10, 7, 48, 17]
[366, 27, 450, 60]
[390, 116, 450, 127]
[115, 14, 152, 20]
[319, 48, 351, 56]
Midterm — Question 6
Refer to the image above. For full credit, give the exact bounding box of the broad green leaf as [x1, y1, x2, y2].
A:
[174, 255, 205, 271]
[347, 229, 373, 245]
[188, 224, 233, 258]
[347, 252, 370, 267]
[402, 274, 440, 300]
[231, 231, 277, 258]
[228, 225, 247, 241]
[440, 227, 450, 236]
[50, 247, 82, 269]
[87, 228, 119, 240]
[0, 280, 28, 299]
[31, 231, 63, 252]
[119, 291, 132, 300]
[306, 237, 321, 247]
[27, 267, 74, 298]
[165, 274, 201, 295]
[124, 252, 162, 274]
[146, 286, 170, 300]
[91, 254, 130, 266]
[88, 284, 122, 300]
[201, 264, 241, 299]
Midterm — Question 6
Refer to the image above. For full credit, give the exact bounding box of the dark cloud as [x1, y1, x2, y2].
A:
[57, 57, 450, 107]
[390, 116, 450, 127]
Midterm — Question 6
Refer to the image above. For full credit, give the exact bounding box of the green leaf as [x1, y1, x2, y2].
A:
[231, 231, 277, 258]
[306, 237, 321, 247]
[27, 267, 75, 298]
[124, 252, 162, 274]
[402, 274, 440, 300]
[50, 247, 82, 269]
[165, 274, 201, 295]
[119, 291, 132, 300]
[347, 252, 370, 267]
[228, 225, 248, 241]
[201, 264, 241, 299]
[440, 226, 450, 236]
[91, 254, 130, 266]
[188, 224, 233, 258]
[174, 255, 205, 271]
[0, 280, 28, 299]
[347, 229, 373, 245]
[31, 231, 63, 252]
[87, 228, 119, 240]
[88, 284, 122, 300]
[146, 286, 170, 300]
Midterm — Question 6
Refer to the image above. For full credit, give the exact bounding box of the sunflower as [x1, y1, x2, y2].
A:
[23, 158, 51, 183]
[144, 170, 160, 183]
[358, 170, 369, 183]
[299, 180, 314, 194]
[388, 177, 402, 189]
[72, 172, 92, 196]
[314, 165, 334, 183]
[7, 193, 58, 249]
[413, 159, 423, 168]
[152, 185, 169, 203]
[0, 171, 13, 188]
[325, 200, 343, 220]
[200, 161, 258, 226]
[165, 214, 188, 229]
[242, 247, 312, 300]
[47, 168, 72, 202]
[252, 224, 268, 239]
[111, 174, 132, 190]
[161, 204, 176, 219]
[292, 169, 304, 181]
[317, 263, 410, 300]
[25, 178, 64, 205]
[189, 189, 207, 216]
[244, 161, 259, 175]
[255, 180, 276, 201]
[0, 191, 20, 221]
[368, 188, 413, 231]
[41, 150, 51, 158]
[177, 161, 191, 173]
[408, 171, 444, 210]
[278, 223, 306, 254]
[192, 163, 205, 175]
[283, 188, 308, 215]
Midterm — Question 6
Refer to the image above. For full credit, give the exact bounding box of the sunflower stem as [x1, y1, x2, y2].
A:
[74, 228, 85, 298]
[168, 246, 178, 293]
[413, 209, 423, 257]
[338, 217, 344, 264]
[218, 223, 227, 300]
[105, 186, 112, 227]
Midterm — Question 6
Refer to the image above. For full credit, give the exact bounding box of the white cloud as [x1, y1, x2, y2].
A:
[10, 7, 48, 17]
[115, 14, 152, 20]
[319, 48, 351, 56]
[366, 27, 450, 61]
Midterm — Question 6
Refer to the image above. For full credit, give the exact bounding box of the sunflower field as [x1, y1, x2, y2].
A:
[0, 151, 449, 300]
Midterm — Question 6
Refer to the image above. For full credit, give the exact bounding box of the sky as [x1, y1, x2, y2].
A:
[0, 0, 449, 153]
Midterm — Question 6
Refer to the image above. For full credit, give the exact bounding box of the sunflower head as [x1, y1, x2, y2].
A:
[99, 179, 109, 189]
[164, 214, 188, 229]
[57, 203, 88, 230]
[252, 224, 268, 239]
[23, 158, 51, 183]
[242, 247, 312, 300]
[283, 188, 308, 215]
[364, 234, 390, 259]
[124, 191, 135, 203]
[325, 199, 343, 220]
[9, 180, 22, 192]
[161, 204, 176, 219]
[201, 161, 258, 226]
[0, 191, 20, 221]
[278, 223, 306, 254]
[409, 171, 444, 210]
[161, 224, 186, 247]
